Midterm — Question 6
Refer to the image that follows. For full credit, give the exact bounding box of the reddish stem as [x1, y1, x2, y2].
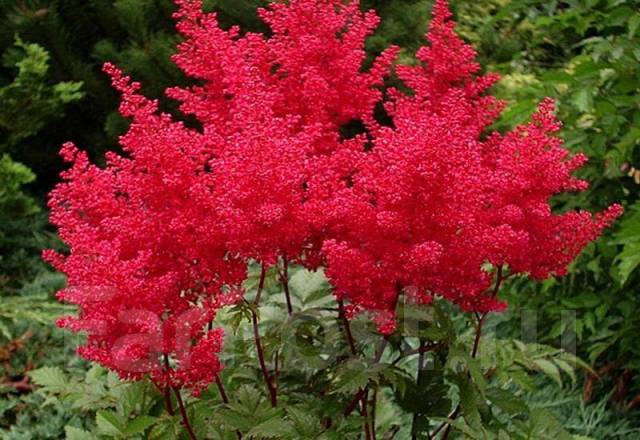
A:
[215, 375, 229, 404]
[338, 300, 357, 356]
[280, 257, 293, 316]
[344, 389, 366, 417]
[251, 265, 278, 407]
[338, 299, 379, 439]
[434, 266, 505, 439]
[173, 386, 197, 440]
[215, 376, 243, 439]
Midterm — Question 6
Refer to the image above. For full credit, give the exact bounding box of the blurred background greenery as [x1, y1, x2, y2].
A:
[0, 0, 638, 437]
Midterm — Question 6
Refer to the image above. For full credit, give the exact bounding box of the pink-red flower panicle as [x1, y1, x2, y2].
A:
[47, 0, 621, 392]
[321, 1, 621, 333]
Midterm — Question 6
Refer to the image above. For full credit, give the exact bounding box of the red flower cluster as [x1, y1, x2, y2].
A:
[45, 64, 246, 393]
[46, 0, 621, 391]
[321, 2, 622, 332]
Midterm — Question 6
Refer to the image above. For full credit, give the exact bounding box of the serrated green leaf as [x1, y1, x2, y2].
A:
[628, 13, 640, 38]
[247, 417, 293, 439]
[148, 419, 180, 440]
[553, 358, 577, 384]
[572, 88, 593, 113]
[28, 366, 68, 391]
[332, 361, 382, 395]
[119, 381, 147, 417]
[96, 410, 124, 437]
[85, 364, 106, 384]
[65, 426, 97, 440]
[616, 243, 640, 285]
[457, 377, 482, 430]
[466, 355, 486, 395]
[395, 355, 450, 418]
[486, 388, 528, 415]
[287, 406, 322, 436]
[533, 359, 563, 387]
[123, 415, 158, 436]
[562, 292, 601, 309]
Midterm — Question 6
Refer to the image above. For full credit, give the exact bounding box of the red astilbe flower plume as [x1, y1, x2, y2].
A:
[45, 65, 245, 394]
[47, 0, 622, 385]
[167, 0, 396, 264]
[46, 0, 396, 390]
[322, 0, 622, 333]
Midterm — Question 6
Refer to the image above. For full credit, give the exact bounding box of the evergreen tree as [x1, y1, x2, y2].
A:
[0, 37, 82, 292]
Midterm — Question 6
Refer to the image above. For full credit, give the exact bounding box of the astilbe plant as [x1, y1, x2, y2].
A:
[45, 0, 621, 437]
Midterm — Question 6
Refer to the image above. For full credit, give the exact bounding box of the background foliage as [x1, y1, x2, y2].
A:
[464, 0, 640, 414]
[0, 0, 638, 438]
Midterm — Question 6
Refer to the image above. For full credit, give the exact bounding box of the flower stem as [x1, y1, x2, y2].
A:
[362, 388, 372, 440]
[339, 299, 364, 418]
[338, 300, 379, 439]
[338, 300, 357, 355]
[173, 386, 198, 440]
[215, 376, 243, 439]
[251, 265, 277, 407]
[411, 339, 427, 440]
[215, 375, 229, 404]
[433, 266, 505, 439]
[280, 257, 293, 316]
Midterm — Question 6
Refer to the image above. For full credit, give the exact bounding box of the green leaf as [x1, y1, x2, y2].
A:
[616, 244, 640, 285]
[28, 367, 68, 391]
[562, 292, 601, 309]
[65, 426, 97, 440]
[486, 388, 528, 415]
[246, 417, 293, 439]
[445, 418, 481, 439]
[0, 321, 12, 340]
[554, 358, 577, 384]
[628, 14, 640, 38]
[533, 359, 563, 387]
[123, 415, 158, 436]
[85, 364, 107, 384]
[528, 408, 575, 440]
[119, 381, 147, 417]
[466, 355, 486, 395]
[395, 356, 450, 417]
[148, 418, 181, 440]
[287, 406, 322, 437]
[572, 88, 593, 113]
[96, 410, 124, 437]
[456, 377, 482, 430]
[332, 360, 382, 395]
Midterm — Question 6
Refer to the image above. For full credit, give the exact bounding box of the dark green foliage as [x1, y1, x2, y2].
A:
[0, 154, 41, 291]
[0, 37, 82, 147]
[0, 37, 80, 292]
[457, 0, 640, 413]
[363, 0, 431, 61]
[525, 379, 640, 439]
